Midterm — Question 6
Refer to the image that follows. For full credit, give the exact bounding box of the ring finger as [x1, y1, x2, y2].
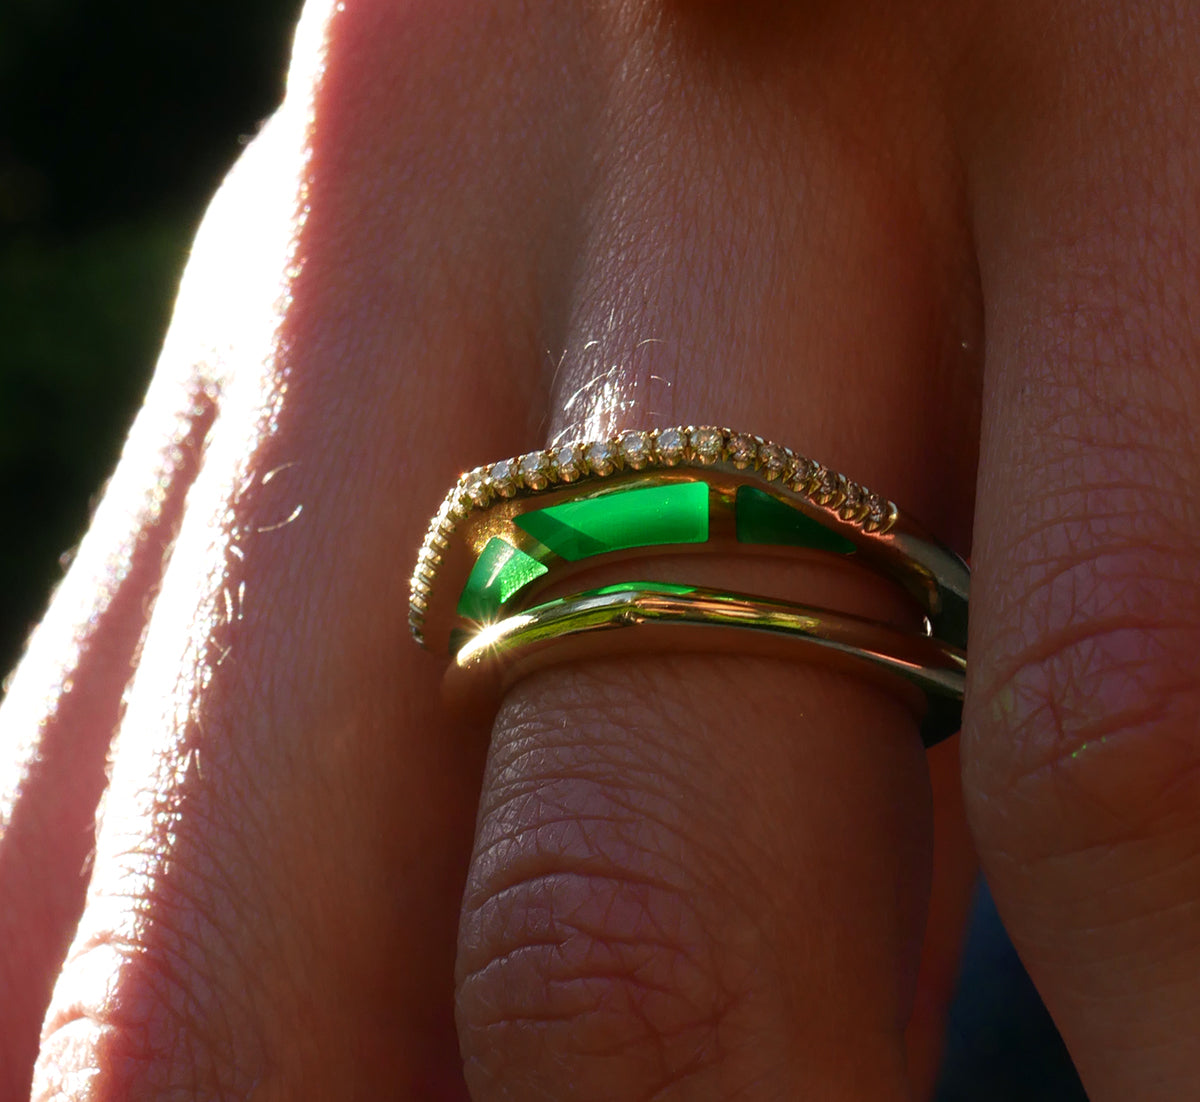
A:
[450, 4, 981, 1097]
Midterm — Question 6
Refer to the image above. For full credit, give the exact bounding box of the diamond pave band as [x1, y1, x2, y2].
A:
[410, 426, 897, 642]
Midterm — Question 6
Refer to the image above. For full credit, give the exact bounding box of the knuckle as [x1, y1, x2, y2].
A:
[971, 524, 1200, 850]
[457, 866, 729, 1094]
[35, 850, 267, 1101]
[37, 943, 257, 1102]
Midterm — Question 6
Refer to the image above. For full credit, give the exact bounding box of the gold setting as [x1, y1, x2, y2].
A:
[409, 425, 901, 643]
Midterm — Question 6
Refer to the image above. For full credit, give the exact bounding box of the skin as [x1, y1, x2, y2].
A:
[3, 0, 1200, 1097]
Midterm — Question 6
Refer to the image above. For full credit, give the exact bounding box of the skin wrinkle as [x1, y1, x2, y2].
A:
[480, 660, 876, 915]
[44, 799, 277, 1093]
[467, 897, 701, 971]
[41, 936, 260, 1102]
[463, 989, 738, 1097]
[1005, 705, 1200, 848]
[492, 679, 714, 793]
[503, 666, 709, 772]
[462, 646, 927, 1096]
[468, 813, 694, 909]
[975, 489, 1200, 759]
[470, 777, 779, 926]
[1060, 886, 1200, 965]
[472, 796, 690, 883]
[460, 673, 804, 1096]
[982, 620, 1199, 783]
[463, 900, 715, 1019]
[459, 861, 737, 1091]
[466, 756, 706, 919]
[484, 735, 689, 818]
[484, 739, 696, 807]
[973, 348, 1200, 749]
[999, 495, 1190, 559]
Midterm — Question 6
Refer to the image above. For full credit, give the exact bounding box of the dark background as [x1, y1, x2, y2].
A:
[0, 3, 1086, 1097]
[0, 0, 297, 678]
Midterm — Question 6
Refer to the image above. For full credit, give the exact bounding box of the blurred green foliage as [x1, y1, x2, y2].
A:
[0, 0, 301, 673]
[0, 221, 181, 652]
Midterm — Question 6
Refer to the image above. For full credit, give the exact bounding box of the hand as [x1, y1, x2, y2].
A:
[4, 2, 1199, 1098]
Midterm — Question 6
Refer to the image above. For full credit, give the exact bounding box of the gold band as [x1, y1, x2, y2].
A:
[447, 583, 966, 746]
[410, 425, 969, 746]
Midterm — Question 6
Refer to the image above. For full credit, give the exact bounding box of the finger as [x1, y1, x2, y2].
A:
[0, 361, 211, 1101]
[31, 0, 593, 1095]
[0, 99, 296, 1101]
[453, 5, 982, 1097]
[962, 4, 1200, 1098]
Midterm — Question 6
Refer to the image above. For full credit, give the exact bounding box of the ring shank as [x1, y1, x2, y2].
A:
[445, 584, 966, 747]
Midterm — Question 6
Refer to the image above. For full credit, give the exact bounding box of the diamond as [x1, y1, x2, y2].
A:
[841, 481, 864, 516]
[617, 430, 652, 469]
[728, 432, 759, 469]
[759, 442, 790, 480]
[490, 459, 518, 497]
[463, 469, 491, 507]
[866, 492, 890, 528]
[813, 467, 845, 504]
[654, 427, 687, 464]
[787, 455, 815, 491]
[436, 492, 466, 527]
[691, 426, 724, 464]
[554, 441, 586, 482]
[518, 450, 552, 491]
[586, 440, 616, 476]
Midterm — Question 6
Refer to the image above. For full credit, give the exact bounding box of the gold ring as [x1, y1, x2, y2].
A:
[410, 426, 968, 746]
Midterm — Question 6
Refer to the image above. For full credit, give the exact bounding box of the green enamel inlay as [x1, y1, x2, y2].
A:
[735, 486, 856, 554]
[583, 581, 698, 598]
[515, 482, 710, 562]
[457, 537, 549, 620]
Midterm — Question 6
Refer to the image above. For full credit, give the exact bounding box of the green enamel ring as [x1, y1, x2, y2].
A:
[411, 427, 968, 649]
[409, 426, 968, 742]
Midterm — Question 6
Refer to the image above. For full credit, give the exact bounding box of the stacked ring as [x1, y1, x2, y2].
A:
[409, 426, 968, 746]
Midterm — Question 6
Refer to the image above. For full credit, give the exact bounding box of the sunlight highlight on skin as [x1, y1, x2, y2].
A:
[82, 91, 313, 915]
[28, 2, 344, 1086]
[0, 378, 212, 838]
[2, 0, 336, 841]
[551, 302, 677, 448]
